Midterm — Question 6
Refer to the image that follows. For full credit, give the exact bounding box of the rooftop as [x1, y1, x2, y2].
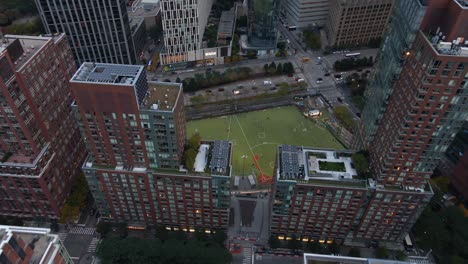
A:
[129, 17, 145, 36]
[0, 225, 63, 264]
[218, 7, 235, 39]
[141, 82, 182, 111]
[71, 62, 145, 84]
[454, 0, 468, 8]
[128, 0, 160, 18]
[1, 34, 63, 70]
[303, 253, 434, 264]
[192, 141, 232, 177]
[278, 145, 358, 181]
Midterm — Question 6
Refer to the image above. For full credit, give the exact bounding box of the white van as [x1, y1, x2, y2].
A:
[263, 80, 272, 85]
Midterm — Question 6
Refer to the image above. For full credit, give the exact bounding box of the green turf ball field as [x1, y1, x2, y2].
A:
[186, 106, 344, 177]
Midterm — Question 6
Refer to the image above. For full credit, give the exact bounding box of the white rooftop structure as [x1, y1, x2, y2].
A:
[0, 225, 73, 264]
[278, 145, 358, 181]
[194, 144, 210, 172]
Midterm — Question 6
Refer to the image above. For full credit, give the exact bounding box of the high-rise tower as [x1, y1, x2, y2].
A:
[0, 34, 86, 220]
[35, 0, 137, 65]
[70, 63, 231, 230]
[368, 0, 468, 188]
[159, 0, 214, 65]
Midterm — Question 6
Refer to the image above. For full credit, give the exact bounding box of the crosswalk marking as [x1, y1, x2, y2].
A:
[88, 237, 100, 253]
[58, 232, 68, 242]
[69, 227, 96, 235]
[242, 247, 252, 264]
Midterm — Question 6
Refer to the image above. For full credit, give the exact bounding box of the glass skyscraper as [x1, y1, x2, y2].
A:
[356, 0, 428, 148]
[246, 0, 279, 51]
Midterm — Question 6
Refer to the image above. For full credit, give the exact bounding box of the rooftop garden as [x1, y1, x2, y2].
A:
[318, 161, 346, 172]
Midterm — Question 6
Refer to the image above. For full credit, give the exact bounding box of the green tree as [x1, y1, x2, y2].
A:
[450, 255, 466, 264]
[188, 133, 201, 150]
[348, 247, 360, 257]
[184, 148, 197, 171]
[268, 62, 277, 74]
[247, 50, 257, 59]
[283, 62, 294, 74]
[264, 63, 269, 74]
[276, 63, 283, 74]
[175, 77, 181, 83]
[376, 247, 388, 259]
[213, 229, 227, 245]
[303, 29, 321, 50]
[328, 242, 340, 254]
[306, 241, 322, 253]
[431, 176, 450, 193]
[194, 229, 209, 241]
[98, 237, 231, 264]
[334, 106, 355, 131]
[173, 230, 187, 240]
[155, 225, 169, 241]
[50, 220, 59, 232]
[352, 153, 369, 178]
[96, 222, 111, 238]
[59, 173, 89, 223]
[116, 222, 128, 238]
[269, 235, 281, 249]
[395, 251, 407, 261]
[237, 15, 247, 27]
[287, 235, 301, 250]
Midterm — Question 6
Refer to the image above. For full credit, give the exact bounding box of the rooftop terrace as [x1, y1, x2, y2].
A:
[278, 145, 358, 182]
[0, 225, 63, 264]
[1, 34, 63, 70]
[141, 82, 182, 111]
[71, 62, 144, 84]
[193, 141, 232, 177]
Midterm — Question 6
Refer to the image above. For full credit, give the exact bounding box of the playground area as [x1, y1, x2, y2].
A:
[186, 106, 344, 184]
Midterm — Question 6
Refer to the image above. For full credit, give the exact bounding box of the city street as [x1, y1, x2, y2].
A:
[183, 74, 299, 106]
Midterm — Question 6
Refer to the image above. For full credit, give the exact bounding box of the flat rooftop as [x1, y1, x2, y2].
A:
[141, 82, 182, 111]
[278, 145, 358, 182]
[218, 8, 235, 38]
[0, 225, 61, 263]
[454, 0, 468, 8]
[303, 253, 433, 264]
[128, 0, 160, 18]
[1, 34, 63, 70]
[192, 141, 232, 177]
[71, 62, 144, 84]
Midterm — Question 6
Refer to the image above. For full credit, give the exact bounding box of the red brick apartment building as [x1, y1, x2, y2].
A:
[70, 63, 231, 230]
[0, 225, 73, 263]
[0, 34, 86, 220]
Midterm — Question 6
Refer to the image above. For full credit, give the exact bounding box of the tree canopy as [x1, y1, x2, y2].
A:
[334, 106, 355, 132]
[352, 153, 369, 179]
[302, 29, 321, 50]
[98, 237, 232, 264]
[334, 57, 373, 71]
[60, 173, 89, 223]
[414, 196, 468, 263]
